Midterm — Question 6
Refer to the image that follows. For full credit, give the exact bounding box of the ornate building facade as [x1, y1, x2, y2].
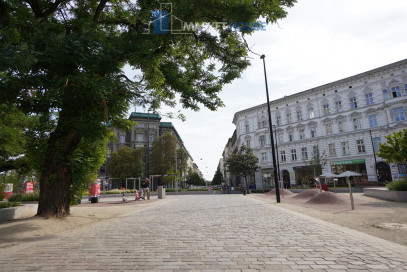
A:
[227, 59, 407, 189]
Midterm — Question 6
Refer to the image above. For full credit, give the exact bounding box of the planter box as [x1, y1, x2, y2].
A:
[0, 204, 38, 222]
[364, 188, 407, 202]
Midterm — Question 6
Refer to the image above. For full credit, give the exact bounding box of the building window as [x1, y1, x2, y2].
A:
[335, 101, 342, 112]
[357, 139, 366, 153]
[281, 151, 286, 162]
[365, 93, 374, 105]
[301, 147, 308, 160]
[278, 133, 283, 143]
[372, 137, 381, 152]
[297, 111, 303, 121]
[138, 123, 144, 128]
[369, 114, 378, 128]
[259, 135, 266, 147]
[299, 129, 305, 140]
[405, 84, 407, 96]
[325, 123, 333, 135]
[310, 127, 317, 138]
[257, 122, 261, 129]
[261, 152, 267, 162]
[245, 124, 249, 133]
[262, 120, 267, 128]
[308, 109, 315, 119]
[391, 86, 401, 98]
[353, 118, 361, 130]
[136, 134, 144, 142]
[312, 145, 319, 157]
[149, 134, 155, 142]
[338, 120, 345, 133]
[394, 107, 406, 122]
[119, 135, 125, 143]
[383, 89, 389, 100]
[341, 142, 350, 156]
[288, 131, 294, 142]
[149, 123, 156, 129]
[350, 97, 358, 109]
[323, 104, 329, 115]
[286, 113, 292, 124]
[329, 143, 336, 157]
[276, 116, 281, 126]
[246, 139, 251, 147]
[291, 149, 297, 161]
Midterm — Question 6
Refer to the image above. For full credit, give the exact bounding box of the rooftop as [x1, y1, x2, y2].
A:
[159, 122, 183, 144]
[129, 112, 162, 120]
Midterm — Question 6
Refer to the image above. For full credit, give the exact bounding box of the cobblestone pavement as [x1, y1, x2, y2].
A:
[1, 195, 407, 271]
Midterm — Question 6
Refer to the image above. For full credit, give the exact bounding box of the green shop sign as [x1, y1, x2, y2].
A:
[330, 159, 365, 166]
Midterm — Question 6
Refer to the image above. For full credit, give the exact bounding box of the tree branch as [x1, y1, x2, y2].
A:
[25, 0, 62, 19]
[25, 0, 43, 18]
[93, 0, 108, 22]
[43, 0, 62, 18]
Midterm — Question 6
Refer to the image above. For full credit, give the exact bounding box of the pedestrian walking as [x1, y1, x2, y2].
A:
[141, 177, 151, 200]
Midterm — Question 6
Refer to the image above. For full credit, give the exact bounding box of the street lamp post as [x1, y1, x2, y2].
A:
[369, 130, 379, 182]
[273, 125, 281, 182]
[261, 54, 280, 203]
[146, 108, 153, 180]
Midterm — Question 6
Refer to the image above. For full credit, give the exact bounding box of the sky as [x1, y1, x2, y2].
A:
[132, 0, 407, 180]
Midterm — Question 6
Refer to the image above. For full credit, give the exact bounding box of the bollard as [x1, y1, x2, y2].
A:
[243, 187, 246, 195]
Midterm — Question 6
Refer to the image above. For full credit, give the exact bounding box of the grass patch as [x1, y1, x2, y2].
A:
[0, 201, 22, 209]
[386, 180, 407, 191]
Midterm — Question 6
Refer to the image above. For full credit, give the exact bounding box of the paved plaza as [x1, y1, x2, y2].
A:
[1, 195, 407, 271]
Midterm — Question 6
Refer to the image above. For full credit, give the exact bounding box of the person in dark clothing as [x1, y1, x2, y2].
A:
[141, 177, 151, 200]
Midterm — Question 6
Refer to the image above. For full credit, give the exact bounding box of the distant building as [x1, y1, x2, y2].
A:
[103, 112, 199, 186]
[224, 58, 407, 189]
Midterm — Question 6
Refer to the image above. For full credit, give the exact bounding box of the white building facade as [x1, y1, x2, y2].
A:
[231, 59, 407, 189]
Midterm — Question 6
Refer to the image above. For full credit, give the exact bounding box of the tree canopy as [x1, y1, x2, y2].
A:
[0, 0, 296, 217]
[151, 132, 177, 177]
[224, 145, 259, 188]
[108, 146, 145, 182]
[377, 129, 407, 164]
[212, 167, 223, 185]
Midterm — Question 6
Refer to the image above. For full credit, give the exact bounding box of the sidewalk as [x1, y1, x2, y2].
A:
[1, 194, 406, 271]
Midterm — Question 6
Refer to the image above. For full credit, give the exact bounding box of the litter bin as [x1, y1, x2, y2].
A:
[158, 186, 166, 199]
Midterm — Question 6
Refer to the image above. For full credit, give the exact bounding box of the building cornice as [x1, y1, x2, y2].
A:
[233, 58, 407, 124]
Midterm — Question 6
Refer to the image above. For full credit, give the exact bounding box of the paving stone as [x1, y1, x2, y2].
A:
[1, 195, 407, 271]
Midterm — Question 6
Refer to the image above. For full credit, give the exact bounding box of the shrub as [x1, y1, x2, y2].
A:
[0, 201, 21, 209]
[9, 191, 40, 202]
[0, 184, 4, 201]
[387, 180, 407, 191]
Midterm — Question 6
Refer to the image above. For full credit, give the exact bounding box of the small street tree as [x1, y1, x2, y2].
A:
[151, 132, 177, 185]
[189, 172, 205, 187]
[212, 167, 223, 185]
[377, 129, 407, 164]
[108, 146, 145, 185]
[224, 145, 259, 190]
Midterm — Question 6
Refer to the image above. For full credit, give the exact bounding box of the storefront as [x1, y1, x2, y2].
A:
[330, 159, 368, 183]
[293, 165, 322, 187]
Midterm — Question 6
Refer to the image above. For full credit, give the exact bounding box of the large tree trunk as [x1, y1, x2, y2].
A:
[37, 124, 81, 218]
